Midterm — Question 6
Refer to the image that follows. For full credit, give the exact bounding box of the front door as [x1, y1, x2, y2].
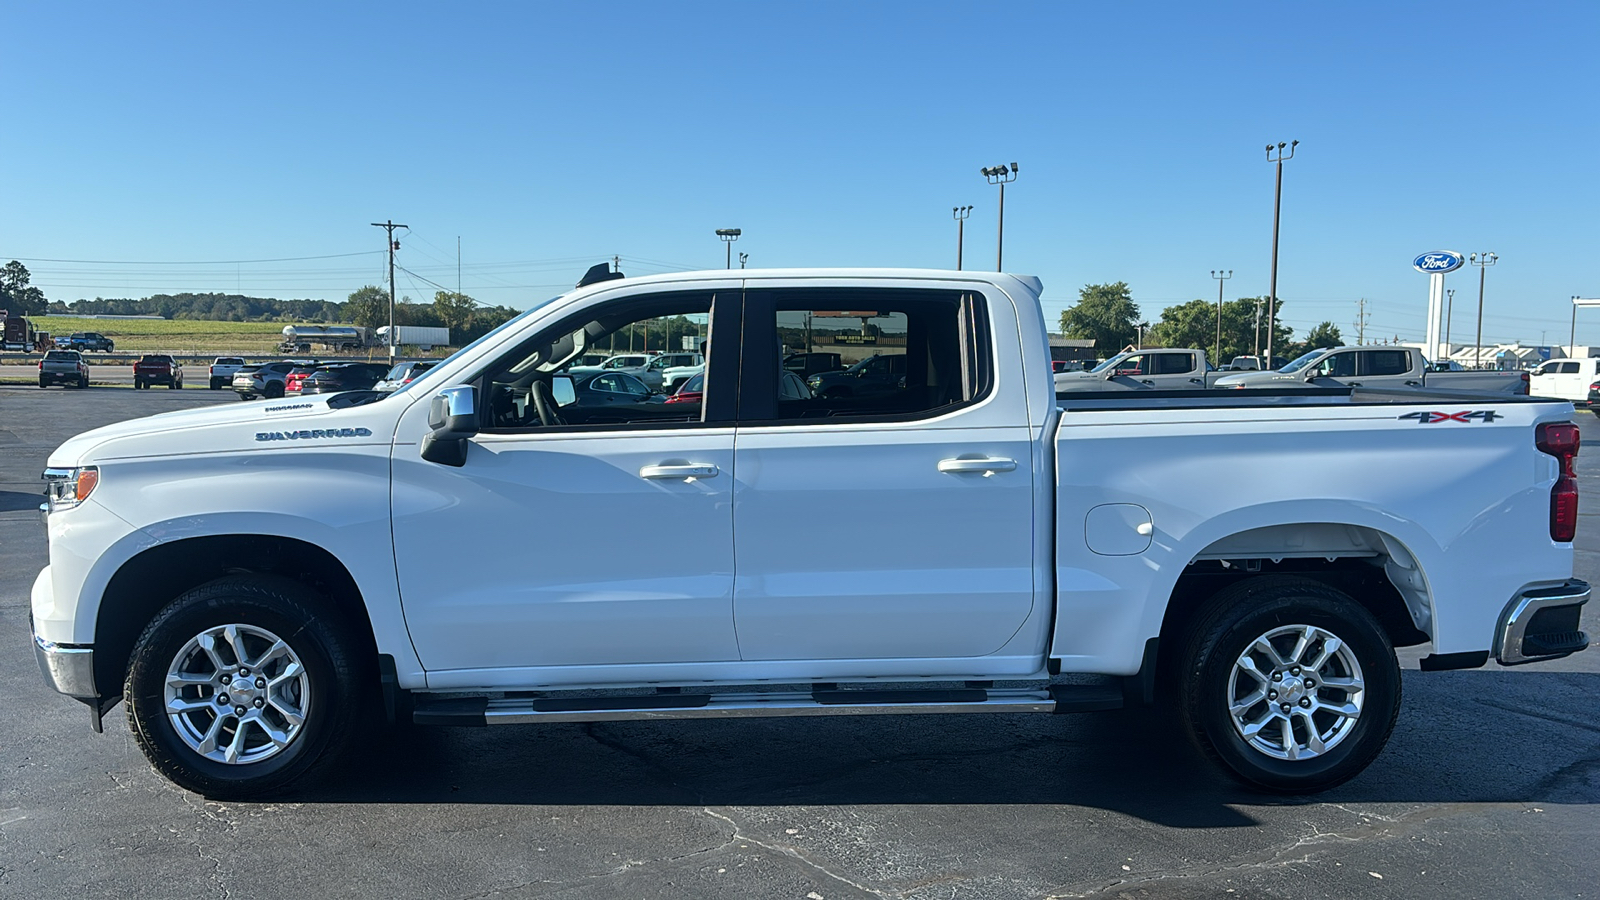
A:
[728, 286, 1038, 661]
[391, 287, 742, 678]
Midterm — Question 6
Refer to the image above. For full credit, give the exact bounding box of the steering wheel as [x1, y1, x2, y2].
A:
[531, 380, 566, 427]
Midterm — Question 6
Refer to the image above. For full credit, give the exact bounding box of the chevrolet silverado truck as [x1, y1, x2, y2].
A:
[31, 267, 1589, 799]
[37, 349, 90, 388]
[1213, 345, 1530, 394]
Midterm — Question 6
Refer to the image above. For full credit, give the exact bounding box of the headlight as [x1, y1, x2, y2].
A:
[43, 466, 99, 512]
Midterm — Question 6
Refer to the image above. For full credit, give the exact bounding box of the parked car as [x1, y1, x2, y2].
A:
[60, 332, 115, 352]
[1530, 357, 1600, 409]
[232, 361, 297, 400]
[594, 353, 662, 389]
[284, 363, 330, 394]
[1054, 349, 1220, 392]
[299, 363, 393, 395]
[375, 360, 439, 392]
[653, 352, 705, 392]
[783, 352, 844, 378]
[133, 355, 182, 389]
[32, 267, 1588, 800]
[38, 350, 90, 388]
[208, 357, 246, 390]
[1214, 346, 1530, 394]
[806, 353, 906, 398]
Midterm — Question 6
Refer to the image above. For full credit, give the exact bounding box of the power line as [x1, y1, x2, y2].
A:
[1, 251, 383, 265]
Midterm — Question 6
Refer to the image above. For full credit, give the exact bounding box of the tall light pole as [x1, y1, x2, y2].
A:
[716, 228, 741, 269]
[1211, 269, 1232, 364]
[1571, 295, 1579, 358]
[371, 219, 407, 359]
[1253, 299, 1264, 356]
[1444, 287, 1455, 355]
[1264, 140, 1298, 362]
[981, 162, 1018, 271]
[1470, 251, 1498, 369]
[952, 205, 972, 270]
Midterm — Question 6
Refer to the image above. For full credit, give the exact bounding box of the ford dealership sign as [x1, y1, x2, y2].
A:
[1413, 251, 1465, 274]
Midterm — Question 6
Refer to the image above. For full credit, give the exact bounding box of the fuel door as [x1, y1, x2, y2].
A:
[1085, 503, 1154, 556]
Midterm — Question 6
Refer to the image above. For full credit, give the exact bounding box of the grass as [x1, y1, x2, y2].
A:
[32, 317, 298, 354]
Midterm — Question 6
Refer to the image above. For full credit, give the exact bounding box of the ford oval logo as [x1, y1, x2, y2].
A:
[1413, 251, 1465, 274]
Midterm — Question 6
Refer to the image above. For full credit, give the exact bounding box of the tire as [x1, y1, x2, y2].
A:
[78, 376, 89, 389]
[170, 378, 181, 389]
[238, 393, 255, 401]
[134, 378, 145, 390]
[1176, 575, 1401, 794]
[264, 382, 285, 399]
[210, 378, 222, 390]
[38, 379, 47, 388]
[124, 575, 365, 798]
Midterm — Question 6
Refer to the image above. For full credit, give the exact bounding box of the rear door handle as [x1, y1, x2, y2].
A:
[1139, 379, 1155, 385]
[1188, 378, 1203, 384]
[640, 463, 720, 480]
[938, 457, 1018, 476]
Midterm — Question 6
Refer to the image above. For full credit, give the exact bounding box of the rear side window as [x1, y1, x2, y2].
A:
[1156, 353, 1195, 375]
[1362, 350, 1410, 377]
[1560, 362, 1581, 374]
[738, 288, 992, 424]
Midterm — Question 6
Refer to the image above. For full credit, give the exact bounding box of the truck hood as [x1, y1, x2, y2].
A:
[1211, 370, 1306, 388]
[47, 394, 406, 468]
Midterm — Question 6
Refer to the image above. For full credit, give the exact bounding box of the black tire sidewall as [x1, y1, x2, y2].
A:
[125, 580, 359, 797]
[1182, 580, 1400, 793]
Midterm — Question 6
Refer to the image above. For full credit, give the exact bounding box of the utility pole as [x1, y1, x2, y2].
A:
[371, 219, 407, 359]
[1211, 270, 1232, 364]
[1264, 140, 1298, 362]
[1354, 298, 1369, 345]
[1470, 252, 1498, 369]
[953, 205, 973, 269]
[981, 163, 1019, 271]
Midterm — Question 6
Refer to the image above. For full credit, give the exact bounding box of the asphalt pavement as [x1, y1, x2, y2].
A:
[1, 385, 1595, 899]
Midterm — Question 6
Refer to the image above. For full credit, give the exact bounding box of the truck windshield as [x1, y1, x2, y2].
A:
[1279, 349, 1330, 373]
[1088, 353, 1131, 374]
[387, 295, 561, 398]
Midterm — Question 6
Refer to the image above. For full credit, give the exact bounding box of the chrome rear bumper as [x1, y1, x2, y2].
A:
[1496, 580, 1590, 665]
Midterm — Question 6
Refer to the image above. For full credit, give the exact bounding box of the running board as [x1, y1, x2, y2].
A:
[412, 685, 1123, 726]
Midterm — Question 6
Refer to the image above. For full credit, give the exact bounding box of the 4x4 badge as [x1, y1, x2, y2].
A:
[1398, 410, 1500, 424]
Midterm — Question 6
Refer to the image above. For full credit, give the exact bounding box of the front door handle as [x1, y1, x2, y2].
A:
[1348, 381, 1362, 387]
[1188, 377, 1203, 384]
[640, 463, 720, 480]
[1140, 379, 1155, 385]
[938, 457, 1018, 476]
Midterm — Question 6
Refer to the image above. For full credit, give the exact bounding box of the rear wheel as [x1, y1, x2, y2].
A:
[264, 382, 285, 399]
[124, 576, 364, 798]
[134, 378, 145, 390]
[38, 378, 47, 388]
[78, 376, 89, 389]
[170, 377, 182, 389]
[1176, 575, 1401, 793]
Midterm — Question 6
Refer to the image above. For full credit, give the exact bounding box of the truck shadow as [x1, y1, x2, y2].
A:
[0, 490, 43, 512]
[300, 670, 1600, 828]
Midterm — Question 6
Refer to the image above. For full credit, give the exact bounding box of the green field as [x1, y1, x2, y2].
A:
[33, 317, 293, 354]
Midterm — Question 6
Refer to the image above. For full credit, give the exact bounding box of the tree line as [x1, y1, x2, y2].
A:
[3, 260, 521, 345]
[1059, 282, 1343, 362]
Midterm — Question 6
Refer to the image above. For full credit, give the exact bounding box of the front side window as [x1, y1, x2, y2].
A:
[740, 288, 991, 424]
[1314, 352, 1357, 378]
[479, 292, 718, 432]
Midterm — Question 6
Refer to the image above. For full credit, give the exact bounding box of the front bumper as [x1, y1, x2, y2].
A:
[34, 628, 97, 699]
[1496, 579, 1590, 665]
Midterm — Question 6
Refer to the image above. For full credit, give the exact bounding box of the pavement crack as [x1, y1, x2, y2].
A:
[703, 807, 889, 898]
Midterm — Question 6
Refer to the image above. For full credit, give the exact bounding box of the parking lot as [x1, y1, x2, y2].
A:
[2, 385, 1596, 900]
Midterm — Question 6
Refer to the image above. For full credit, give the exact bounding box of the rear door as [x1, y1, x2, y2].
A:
[1148, 352, 1206, 389]
[1356, 349, 1419, 386]
[729, 283, 1038, 661]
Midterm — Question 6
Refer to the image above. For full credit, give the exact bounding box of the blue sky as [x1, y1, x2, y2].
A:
[3, 2, 1596, 347]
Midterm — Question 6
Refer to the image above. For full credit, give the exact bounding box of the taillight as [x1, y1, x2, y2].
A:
[1519, 371, 1530, 395]
[1536, 422, 1581, 542]
[1590, 382, 1600, 392]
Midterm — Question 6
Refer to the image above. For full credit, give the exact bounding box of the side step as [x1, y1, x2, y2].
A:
[412, 685, 1124, 726]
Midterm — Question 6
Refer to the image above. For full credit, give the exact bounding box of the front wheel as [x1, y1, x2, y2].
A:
[124, 576, 365, 798]
[1177, 575, 1401, 793]
[170, 378, 182, 389]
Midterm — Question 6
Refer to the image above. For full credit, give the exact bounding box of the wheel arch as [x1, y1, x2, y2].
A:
[93, 534, 380, 699]
[1155, 520, 1436, 677]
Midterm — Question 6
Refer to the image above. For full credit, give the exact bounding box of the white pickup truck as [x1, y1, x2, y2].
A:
[31, 267, 1589, 799]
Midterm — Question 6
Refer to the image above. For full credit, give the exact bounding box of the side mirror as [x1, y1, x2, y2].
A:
[551, 374, 576, 407]
[421, 385, 478, 467]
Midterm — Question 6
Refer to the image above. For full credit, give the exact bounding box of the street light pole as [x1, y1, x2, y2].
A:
[981, 163, 1018, 271]
[1572, 295, 1580, 358]
[1470, 251, 1498, 369]
[1444, 288, 1455, 355]
[952, 205, 972, 270]
[1211, 269, 1232, 365]
[1253, 299, 1263, 357]
[371, 219, 408, 360]
[1264, 140, 1297, 363]
[716, 228, 742, 269]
